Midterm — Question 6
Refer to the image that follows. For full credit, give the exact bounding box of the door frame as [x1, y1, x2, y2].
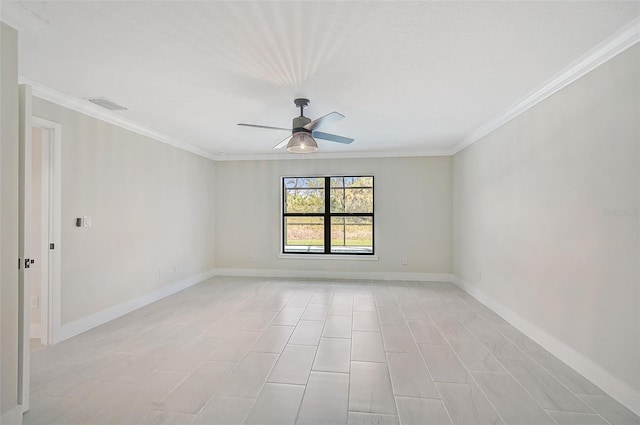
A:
[18, 82, 63, 414]
[31, 116, 62, 346]
[18, 84, 32, 411]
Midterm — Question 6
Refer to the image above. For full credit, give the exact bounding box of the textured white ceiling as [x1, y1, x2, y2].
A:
[2, 1, 639, 158]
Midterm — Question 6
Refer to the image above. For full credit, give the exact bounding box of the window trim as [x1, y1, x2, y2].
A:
[281, 175, 375, 256]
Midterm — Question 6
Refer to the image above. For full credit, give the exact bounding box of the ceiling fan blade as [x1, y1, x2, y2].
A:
[303, 112, 345, 131]
[238, 123, 291, 132]
[273, 135, 293, 150]
[312, 131, 354, 144]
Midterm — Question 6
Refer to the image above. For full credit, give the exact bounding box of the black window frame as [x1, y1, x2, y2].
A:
[281, 175, 375, 255]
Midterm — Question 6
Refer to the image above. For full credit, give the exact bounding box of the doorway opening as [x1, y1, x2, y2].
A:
[29, 117, 62, 348]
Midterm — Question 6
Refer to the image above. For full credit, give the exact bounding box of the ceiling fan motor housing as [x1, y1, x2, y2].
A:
[292, 116, 312, 134]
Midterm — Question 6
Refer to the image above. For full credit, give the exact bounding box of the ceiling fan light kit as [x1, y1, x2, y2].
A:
[287, 132, 318, 153]
[238, 98, 354, 153]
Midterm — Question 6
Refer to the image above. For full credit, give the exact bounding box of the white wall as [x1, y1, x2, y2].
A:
[31, 98, 217, 328]
[453, 43, 639, 409]
[0, 21, 20, 421]
[215, 156, 452, 278]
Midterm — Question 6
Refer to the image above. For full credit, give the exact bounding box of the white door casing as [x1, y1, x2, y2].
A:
[18, 84, 33, 412]
[31, 116, 62, 346]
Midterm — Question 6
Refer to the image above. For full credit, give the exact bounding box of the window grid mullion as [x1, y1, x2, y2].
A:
[324, 177, 330, 254]
[283, 175, 374, 255]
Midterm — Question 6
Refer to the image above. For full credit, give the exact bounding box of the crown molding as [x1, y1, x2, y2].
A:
[452, 16, 640, 155]
[19, 76, 221, 161]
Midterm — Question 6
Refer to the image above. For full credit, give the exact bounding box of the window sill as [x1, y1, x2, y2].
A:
[278, 253, 379, 261]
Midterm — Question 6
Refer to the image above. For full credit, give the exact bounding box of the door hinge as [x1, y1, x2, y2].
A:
[18, 258, 21, 270]
[50, 243, 55, 250]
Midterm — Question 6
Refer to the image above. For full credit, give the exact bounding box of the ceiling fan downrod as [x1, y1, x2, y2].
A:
[294, 98, 310, 117]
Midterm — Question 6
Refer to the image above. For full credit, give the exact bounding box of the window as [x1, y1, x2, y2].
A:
[282, 176, 374, 255]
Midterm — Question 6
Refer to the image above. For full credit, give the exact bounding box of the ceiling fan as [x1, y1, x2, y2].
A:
[238, 98, 354, 153]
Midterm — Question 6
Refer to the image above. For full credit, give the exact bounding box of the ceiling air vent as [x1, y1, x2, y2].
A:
[87, 97, 127, 111]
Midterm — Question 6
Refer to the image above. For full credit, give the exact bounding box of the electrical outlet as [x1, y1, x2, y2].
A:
[30, 296, 39, 309]
[401, 257, 408, 265]
[172, 265, 177, 273]
[83, 215, 91, 227]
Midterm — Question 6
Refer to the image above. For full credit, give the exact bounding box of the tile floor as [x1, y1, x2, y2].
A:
[24, 276, 639, 425]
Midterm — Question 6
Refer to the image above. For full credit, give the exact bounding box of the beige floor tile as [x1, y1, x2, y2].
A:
[244, 383, 305, 425]
[407, 320, 443, 345]
[546, 410, 608, 425]
[268, 344, 317, 385]
[329, 303, 354, 317]
[49, 381, 132, 425]
[240, 310, 280, 332]
[472, 371, 555, 425]
[272, 307, 305, 326]
[577, 394, 640, 425]
[23, 396, 82, 425]
[380, 325, 419, 354]
[500, 358, 591, 412]
[289, 320, 324, 346]
[159, 361, 235, 414]
[92, 371, 187, 424]
[377, 307, 405, 326]
[192, 396, 255, 425]
[251, 325, 295, 353]
[313, 338, 351, 373]
[137, 411, 195, 425]
[207, 331, 261, 361]
[349, 361, 396, 415]
[395, 397, 451, 425]
[323, 315, 353, 338]
[436, 382, 503, 425]
[352, 331, 386, 363]
[353, 311, 380, 332]
[302, 304, 330, 321]
[418, 344, 472, 384]
[217, 351, 279, 398]
[297, 371, 350, 425]
[445, 337, 504, 372]
[158, 337, 223, 372]
[387, 352, 439, 398]
[348, 412, 400, 425]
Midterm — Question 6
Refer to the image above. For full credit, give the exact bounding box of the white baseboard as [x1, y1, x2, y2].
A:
[29, 323, 41, 339]
[57, 269, 216, 343]
[214, 268, 453, 282]
[1, 404, 23, 425]
[451, 274, 640, 417]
